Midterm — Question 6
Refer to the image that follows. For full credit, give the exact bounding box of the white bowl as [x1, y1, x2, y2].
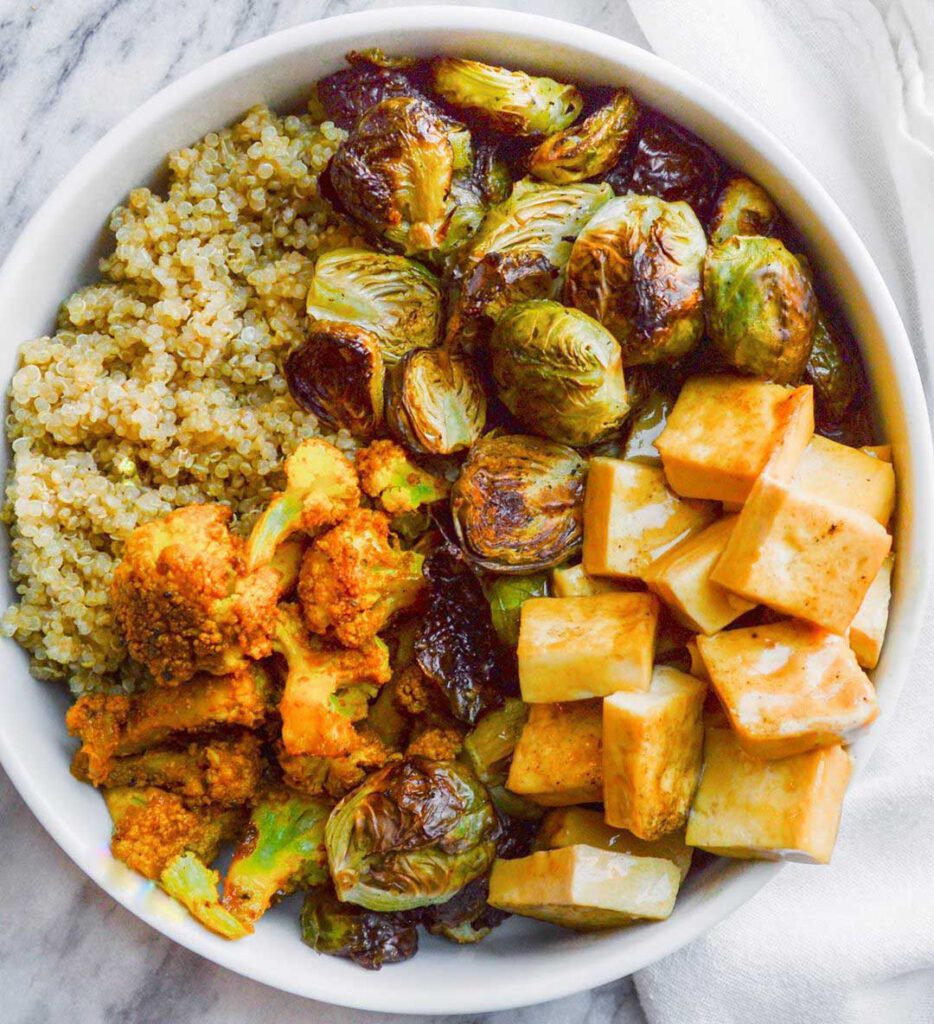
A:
[0, 6, 931, 1015]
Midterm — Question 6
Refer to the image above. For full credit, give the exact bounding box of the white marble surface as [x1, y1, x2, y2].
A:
[0, 1, 650, 1021]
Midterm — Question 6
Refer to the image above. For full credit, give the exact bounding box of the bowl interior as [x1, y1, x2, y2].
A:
[0, 7, 930, 1015]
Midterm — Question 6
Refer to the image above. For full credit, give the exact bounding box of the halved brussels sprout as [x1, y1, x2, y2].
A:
[704, 235, 817, 383]
[528, 89, 639, 184]
[314, 54, 420, 129]
[430, 57, 583, 136]
[487, 576, 549, 649]
[451, 434, 587, 572]
[325, 757, 498, 912]
[466, 137, 514, 205]
[285, 321, 384, 438]
[709, 175, 779, 245]
[386, 347, 486, 455]
[490, 300, 629, 446]
[564, 194, 706, 365]
[329, 97, 460, 256]
[305, 248, 442, 363]
[806, 311, 864, 424]
[622, 390, 673, 464]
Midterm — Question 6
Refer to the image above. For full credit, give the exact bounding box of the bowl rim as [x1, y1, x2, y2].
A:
[0, 5, 931, 1014]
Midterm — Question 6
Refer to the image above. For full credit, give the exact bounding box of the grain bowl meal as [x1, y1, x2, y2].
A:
[3, 49, 896, 968]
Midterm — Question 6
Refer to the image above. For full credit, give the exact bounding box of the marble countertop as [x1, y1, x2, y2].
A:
[0, 1, 650, 1021]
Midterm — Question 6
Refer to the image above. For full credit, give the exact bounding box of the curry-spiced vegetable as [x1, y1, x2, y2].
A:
[487, 576, 549, 649]
[463, 698, 529, 784]
[709, 175, 779, 245]
[315, 53, 420, 129]
[222, 789, 331, 925]
[325, 757, 498, 911]
[356, 440, 450, 515]
[806, 311, 864, 425]
[430, 57, 582, 136]
[704, 234, 818, 382]
[161, 852, 252, 940]
[622, 390, 674, 464]
[305, 248, 443, 363]
[284, 321, 384, 438]
[329, 96, 466, 256]
[564, 194, 706, 366]
[490, 300, 629, 446]
[451, 434, 588, 573]
[528, 89, 639, 184]
[386, 347, 487, 455]
[415, 545, 504, 724]
[301, 884, 419, 969]
[626, 112, 723, 218]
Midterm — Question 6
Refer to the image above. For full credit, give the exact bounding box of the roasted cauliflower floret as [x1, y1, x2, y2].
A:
[246, 439, 361, 570]
[112, 504, 282, 686]
[355, 440, 450, 515]
[298, 508, 427, 648]
[278, 729, 395, 799]
[405, 724, 465, 761]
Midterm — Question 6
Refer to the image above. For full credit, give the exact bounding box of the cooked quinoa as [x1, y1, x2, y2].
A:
[3, 103, 361, 693]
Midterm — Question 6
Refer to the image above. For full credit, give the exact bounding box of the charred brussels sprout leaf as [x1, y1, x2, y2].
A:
[386, 347, 487, 455]
[315, 59, 419, 130]
[622, 390, 673, 464]
[627, 112, 723, 218]
[564, 194, 706, 366]
[451, 434, 587, 572]
[704, 235, 818, 383]
[415, 545, 504, 724]
[528, 89, 639, 184]
[709, 175, 779, 245]
[806, 311, 864, 426]
[301, 884, 418, 969]
[463, 698, 529, 784]
[419, 874, 507, 945]
[490, 300, 629, 446]
[329, 97, 459, 256]
[306, 248, 442, 363]
[430, 57, 583, 137]
[285, 322, 384, 438]
[325, 757, 498, 911]
[487, 576, 548, 649]
[466, 137, 514, 205]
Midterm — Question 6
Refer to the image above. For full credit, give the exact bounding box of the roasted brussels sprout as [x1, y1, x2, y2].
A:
[709, 175, 779, 245]
[564, 195, 706, 365]
[315, 52, 420, 129]
[301, 885, 418, 969]
[627, 112, 723, 218]
[463, 698, 529, 784]
[704, 235, 818, 382]
[285, 322, 384, 438]
[806, 311, 864, 425]
[415, 545, 505, 725]
[528, 89, 639, 184]
[451, 434, 587, 572]
[487, 576, 549, 648]
[490, 300, 629, 445]
[325, 757, 498, 911]
[622, 390, 673, 464]
[466, 137, 514, 205]
[430, 57, 582, 136]
[329, 97, 463, 256]
[386, 347, 487, 455]
[419, 874, 507, 945]
[305, 248, 442, 362]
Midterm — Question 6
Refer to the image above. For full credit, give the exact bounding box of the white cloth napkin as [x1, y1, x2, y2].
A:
[624, 2, 934, 1022]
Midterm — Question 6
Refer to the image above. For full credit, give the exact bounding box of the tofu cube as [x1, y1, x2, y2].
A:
[711, 474, 891, 634]
[507, 701, 603, 805]
[533, 807, 693, 880]
[583, 458, 716, 580]
[697, 619, 878, 759]
[655, 376, 813, 503]
[792, 434, 895, 525]
[849, 554, 894, 669]
[645, 515, 756, 634]
[487, 845, 680, 929]
[603, 667, 706, 839]
[550, 563, 631, 598]
[686, 723, 852, 863]
[518, 593, 659, 702]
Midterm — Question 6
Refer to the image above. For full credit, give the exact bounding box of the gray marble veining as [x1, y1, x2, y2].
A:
[0, 1, 648, 1021]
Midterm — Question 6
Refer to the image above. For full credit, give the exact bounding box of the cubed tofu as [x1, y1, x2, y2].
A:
[697, 620, 878, 759]
[686, 723, 852, 863]
[792, 435, 896, 525]
[645, 516, 756, 634]
[686, 639, 709, 681]
[550, 563, 631, 598]
[533, 807, 693, 880]
[711, 474, 891, 634]
[507, 701, 603, 805]
[849, 554, 894, 670]
[655, 376, 813, 504]
[583, 459, 716, 580]
[518, 593, 659, 702]
[487, 845, 680, 929]
[603, 667, 706, 839]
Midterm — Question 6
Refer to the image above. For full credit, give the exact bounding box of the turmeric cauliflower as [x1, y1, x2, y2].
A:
[355, 439, 449, 515]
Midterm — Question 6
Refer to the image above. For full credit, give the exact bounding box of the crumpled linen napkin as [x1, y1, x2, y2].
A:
[624, 2, 934, 1022]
